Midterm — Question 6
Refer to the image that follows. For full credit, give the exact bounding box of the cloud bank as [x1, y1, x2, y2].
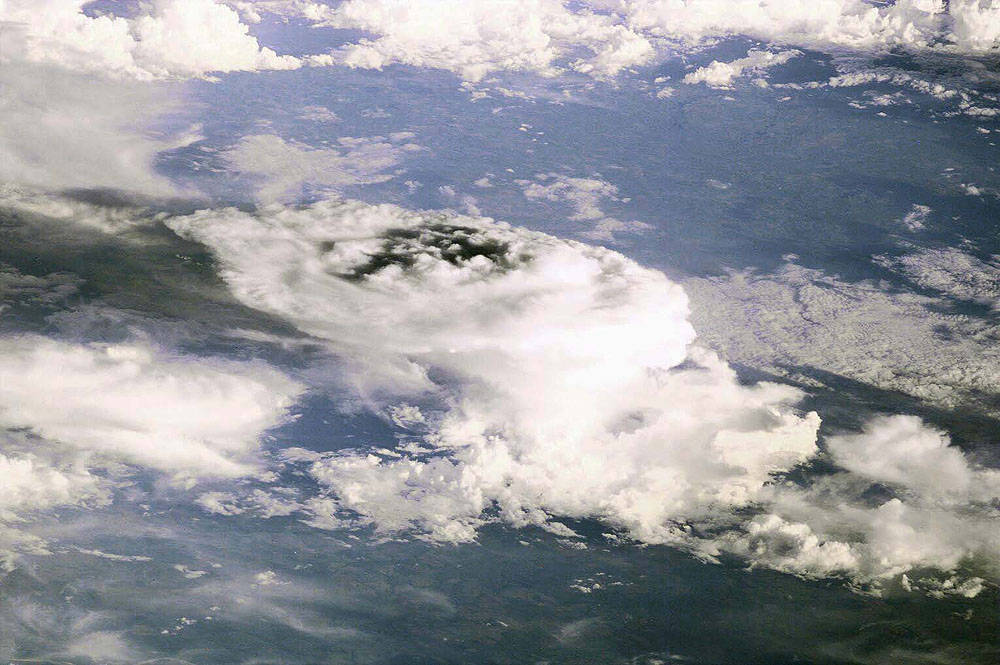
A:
[166, 197, 821, 543]
[165, 196, 998, 591]
[627, 0, 1000, 54]
[0, 0, 299, 80]
[316, 0, 655, 81]
[0, 332, 302, 566]
[0, 336, 303, 479]
[728, 415, 1000, 590]
[238, 0, 1000, 83]
[6, 1, 1000, 91]
[0, 64, 189, 195]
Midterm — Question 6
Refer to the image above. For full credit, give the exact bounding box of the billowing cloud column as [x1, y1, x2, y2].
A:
[167, 198, 821, 543]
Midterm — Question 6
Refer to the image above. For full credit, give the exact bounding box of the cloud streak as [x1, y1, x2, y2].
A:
[224, 133, 420, 202]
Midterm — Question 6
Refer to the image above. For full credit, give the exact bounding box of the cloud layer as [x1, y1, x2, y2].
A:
[685, 251, 1000, 416]
[628, 0, 1000, 54]
[237, 0, 1000, 83]
[167, 197, 821, 545]
[0, 0, 299, 80]
[0, 336, 303, 479]
[0, 65, 189, 195]
[224, 132, 420, 202]
[5, 1, 1000, 90]
[161, 196, 997, 593]
[317, 0, 656, 81]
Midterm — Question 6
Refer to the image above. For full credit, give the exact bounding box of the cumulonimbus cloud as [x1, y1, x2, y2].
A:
[164, 196, 999, 593]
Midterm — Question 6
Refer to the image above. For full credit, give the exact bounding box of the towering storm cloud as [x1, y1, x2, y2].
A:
[166, 197, 997, 592]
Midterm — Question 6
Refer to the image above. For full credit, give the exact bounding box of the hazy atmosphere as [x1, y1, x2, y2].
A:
[0, 2, 998, 663]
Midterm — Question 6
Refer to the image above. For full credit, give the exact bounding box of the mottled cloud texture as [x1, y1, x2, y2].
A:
[167, 197, 998, 593]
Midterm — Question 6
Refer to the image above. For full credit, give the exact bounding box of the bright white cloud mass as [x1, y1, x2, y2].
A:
[318, 0, 656, 80]
[0, 330, 303, 567]
[0, 336, 302, 479]
[9, 1, 997, 87]
[682, 48, 801, 88]
[0, 0, 299, 80]
[231, 0, 1000, 82]
[165, 199, 818, 541]
[165, 197, 997, 590]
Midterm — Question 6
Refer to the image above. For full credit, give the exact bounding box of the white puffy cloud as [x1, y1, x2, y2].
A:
[6, 0, 982, 92]
[166, 197, 821, 547]
[196, 491, 245, 516]
[244, 0, 1000, 85]
[224, 133, 419, 202]
[0, 330, 304, 579]
[131, 0, 300, 78]
[900, 203, 931, 231]
[0, 421, 103, 566]
[722, 513, 862, 577]
[0, 0, 300, 80]
[624, 0, 991, 54]
[520, 173, 651, 241]
[8, 0, 990, 96]
[0, 451, 106, 521]
[164, 197, 1000, 590]
[0, 336, 303, 479]
[682, 48, 800, 88]
[722, 415, 1000, 587]
[949, 0, 1000, 52]
[0, 192, 903, 593]
[826, 415, 999, 501]
[312, 0, 655, 81]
